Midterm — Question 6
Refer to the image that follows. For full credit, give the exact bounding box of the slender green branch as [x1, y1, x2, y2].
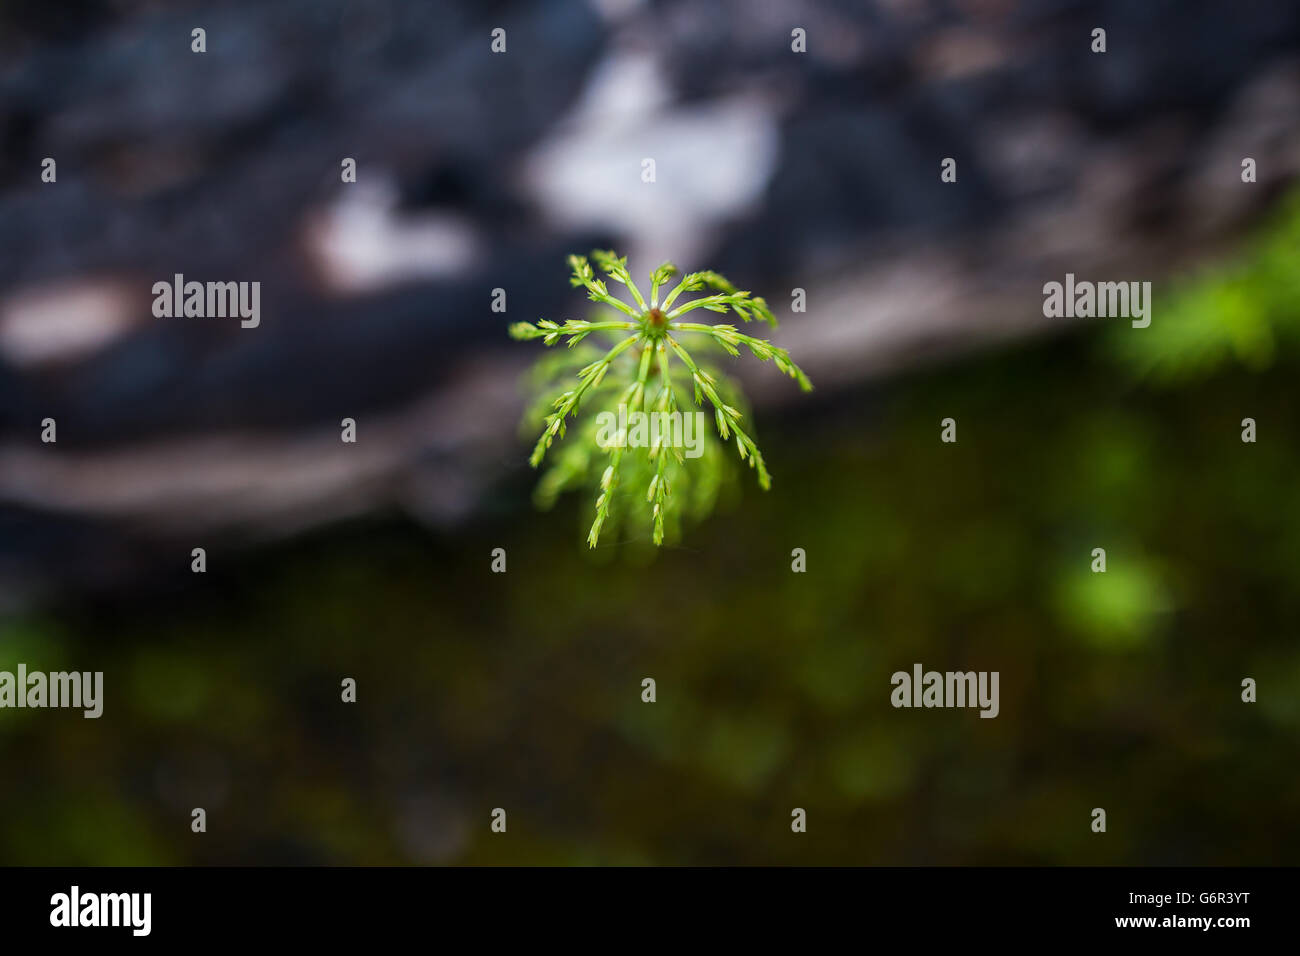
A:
[666, 293, 730, 318]
[649, 262, 679, 309]
[667, 335, 771, 487]
[592, 250, 648, 311]
[569, 254, 642, 318]
[670, 322, 813, 391]
[646, 342, 679, 544]
[588, 336, 655, 547]
[530, 332, 639, 467]
[510, 318, 637, 348]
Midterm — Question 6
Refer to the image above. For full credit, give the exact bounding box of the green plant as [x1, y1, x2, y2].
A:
[510, 251, 813, 548]
[1106, 187, 1300, 384]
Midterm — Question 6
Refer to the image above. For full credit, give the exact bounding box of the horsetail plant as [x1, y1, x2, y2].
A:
[510, 251, 812, 548]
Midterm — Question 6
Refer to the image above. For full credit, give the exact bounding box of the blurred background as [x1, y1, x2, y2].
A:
[1, 0, 1299, 864]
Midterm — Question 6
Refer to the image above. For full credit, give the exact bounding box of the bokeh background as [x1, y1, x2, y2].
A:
[2, 0, 1299, 864]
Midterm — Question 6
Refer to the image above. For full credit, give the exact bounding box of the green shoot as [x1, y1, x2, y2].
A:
[510, 251, 812, 548]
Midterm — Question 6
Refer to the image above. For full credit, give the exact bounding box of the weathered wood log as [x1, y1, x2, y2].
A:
[1, 0, 1298, 600]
